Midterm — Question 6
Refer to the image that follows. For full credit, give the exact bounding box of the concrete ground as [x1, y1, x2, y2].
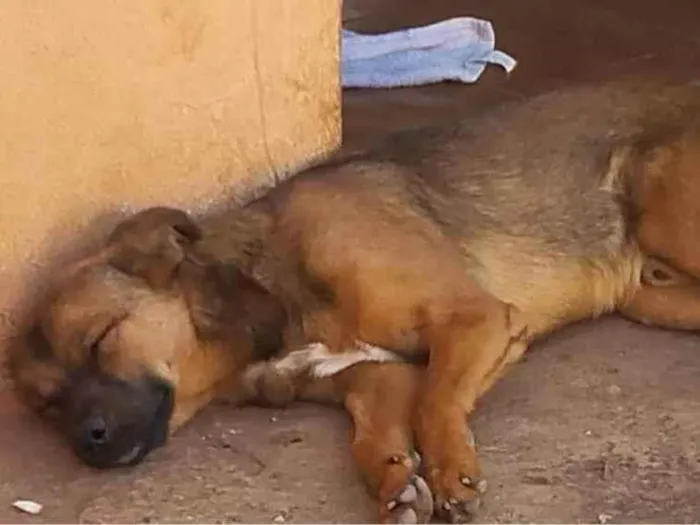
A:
[4, 0, 700, 523]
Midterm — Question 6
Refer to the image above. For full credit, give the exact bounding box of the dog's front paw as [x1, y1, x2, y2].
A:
[372, 451, 433, 524]
[429, 467, 488, 523]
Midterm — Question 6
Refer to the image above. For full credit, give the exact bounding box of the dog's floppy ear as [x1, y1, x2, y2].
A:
[107, 207, 202, 289]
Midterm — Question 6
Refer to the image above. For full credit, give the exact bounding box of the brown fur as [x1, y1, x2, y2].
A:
[11, 79, 700, 524]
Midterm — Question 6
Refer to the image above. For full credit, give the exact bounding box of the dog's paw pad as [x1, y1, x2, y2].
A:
[383, 475, 433, 524]
[439, 496, 482, 524]
[392, 507, 418, 524]
[433, 472, 487, 523]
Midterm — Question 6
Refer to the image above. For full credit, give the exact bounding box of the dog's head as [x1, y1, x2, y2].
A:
[9, 207, 285, 469]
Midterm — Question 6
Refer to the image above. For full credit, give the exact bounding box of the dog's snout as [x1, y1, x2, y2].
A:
[66, 373, 173, 468]
[83, 415, 109, 447]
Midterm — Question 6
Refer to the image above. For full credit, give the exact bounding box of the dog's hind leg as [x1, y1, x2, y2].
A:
[620, 284, 700, 330]
[334, 361, 434, 525]
[231, 341, 405, 408]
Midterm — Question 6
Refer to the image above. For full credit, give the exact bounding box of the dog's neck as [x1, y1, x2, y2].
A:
[194, 198, 275, 281]
[176, 195, 293, 365]
[177, 252, 289, 362]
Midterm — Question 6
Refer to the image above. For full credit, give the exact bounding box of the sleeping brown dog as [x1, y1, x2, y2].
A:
[11, 79, 700, 524]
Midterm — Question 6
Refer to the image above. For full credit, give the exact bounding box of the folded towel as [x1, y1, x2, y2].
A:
[341, 17, 516, 89]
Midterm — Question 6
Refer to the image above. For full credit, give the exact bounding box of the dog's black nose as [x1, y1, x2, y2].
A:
[84, 416, 109, 447]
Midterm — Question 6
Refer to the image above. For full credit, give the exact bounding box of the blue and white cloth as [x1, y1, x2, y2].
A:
[341, 17, 516, 89]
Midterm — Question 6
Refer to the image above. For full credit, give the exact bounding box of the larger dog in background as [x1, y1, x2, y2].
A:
[11, 80, 700, 524]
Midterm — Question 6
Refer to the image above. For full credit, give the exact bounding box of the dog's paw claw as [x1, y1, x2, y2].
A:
[393, 508, 418, 524]
[409, 450, 422, 469]
[382, 475, 433, 524]
[397, 483, 418, 504]
[459, 476, 487, 493]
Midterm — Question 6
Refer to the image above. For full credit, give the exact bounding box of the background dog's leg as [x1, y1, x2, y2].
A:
[415, 299, 526, 524]
[620, 284, 700, 330]
[334, 362, 433, 525]
[619, 257, 700, 329]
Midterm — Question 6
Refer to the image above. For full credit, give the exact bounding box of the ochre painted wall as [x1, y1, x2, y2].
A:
[0, 0, 341, 352]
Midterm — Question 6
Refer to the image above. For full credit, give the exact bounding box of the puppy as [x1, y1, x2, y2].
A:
[12, 79, 700, 524]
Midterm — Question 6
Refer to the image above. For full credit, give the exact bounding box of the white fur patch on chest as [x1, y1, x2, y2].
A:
[274, 341, 403, 379]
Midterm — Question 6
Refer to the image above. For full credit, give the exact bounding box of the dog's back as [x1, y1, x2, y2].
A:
[250, 81, 699, 335]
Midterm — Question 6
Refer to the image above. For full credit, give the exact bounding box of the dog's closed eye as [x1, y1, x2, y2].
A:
[84, 317, 124, 360]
